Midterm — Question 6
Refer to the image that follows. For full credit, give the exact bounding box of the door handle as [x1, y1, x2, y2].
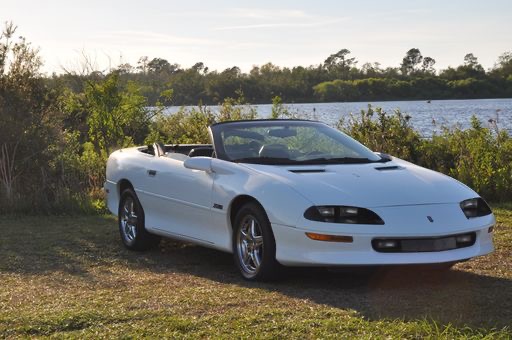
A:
[147, 170, 157, 177]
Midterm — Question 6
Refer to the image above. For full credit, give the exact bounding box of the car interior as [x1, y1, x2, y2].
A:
[139, 143, 215, 159]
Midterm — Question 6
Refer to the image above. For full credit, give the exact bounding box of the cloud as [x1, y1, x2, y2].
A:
[209, 7, 348, 31]
[228, 8, 309, 19]
[366, 8, 432, 19]
[97, 30, 221, 46]
[163, 8, 309, 20]
[215, 18, 348, 31]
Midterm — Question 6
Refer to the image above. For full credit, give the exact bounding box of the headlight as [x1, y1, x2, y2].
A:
[304, 205, 384, 224]
[460, 198, 492, 218]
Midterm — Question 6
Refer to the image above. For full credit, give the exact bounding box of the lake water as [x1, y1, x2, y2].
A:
[165, 98, 512, 137]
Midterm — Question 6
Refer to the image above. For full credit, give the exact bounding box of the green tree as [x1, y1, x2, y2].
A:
[464, 53, 482, 71]
[147, 58, 173, 74]
[0, 22, 62, 210]
[421, 57, 436, 74]
[401, 48, 423, 75]
[64, 72, 154, 156]
[492, 51, 512, 78]
[323, 49, 357, 79]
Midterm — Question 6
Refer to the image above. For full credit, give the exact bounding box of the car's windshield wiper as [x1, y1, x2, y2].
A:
[232, 157, 300, 165]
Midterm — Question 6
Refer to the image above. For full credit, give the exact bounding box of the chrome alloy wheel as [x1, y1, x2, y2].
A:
[236, 215, 264, 275]
[120, 197, 138, 244]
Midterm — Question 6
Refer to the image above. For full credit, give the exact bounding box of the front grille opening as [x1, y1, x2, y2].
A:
[372, 232, 476, 253]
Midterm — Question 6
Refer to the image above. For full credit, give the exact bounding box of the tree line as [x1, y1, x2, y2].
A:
[53, 47, 512, 106]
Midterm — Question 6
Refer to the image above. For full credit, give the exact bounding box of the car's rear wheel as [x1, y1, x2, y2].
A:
[233, 202, 281, 281]
[118, 188, 160, 250]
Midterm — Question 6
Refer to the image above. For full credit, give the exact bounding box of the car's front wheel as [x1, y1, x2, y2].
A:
[233, 202, 281, 281]
[118, 188, 160, 251]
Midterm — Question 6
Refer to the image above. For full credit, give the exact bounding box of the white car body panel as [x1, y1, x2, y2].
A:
[272, 222, 494, 266]
[140, 156, 214, 243]
[105, 122, 495, 267]
[241, 158, 476, 208]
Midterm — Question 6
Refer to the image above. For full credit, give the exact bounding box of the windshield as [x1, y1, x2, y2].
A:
[211, 120, 386, 165]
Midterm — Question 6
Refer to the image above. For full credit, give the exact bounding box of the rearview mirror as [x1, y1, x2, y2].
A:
[184, 157, 213, 173]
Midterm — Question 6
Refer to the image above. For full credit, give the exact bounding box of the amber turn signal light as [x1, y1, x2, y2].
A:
[305, 232, 353, 243]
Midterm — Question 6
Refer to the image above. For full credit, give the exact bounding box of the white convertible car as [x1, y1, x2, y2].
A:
[105, 119, 495, 281]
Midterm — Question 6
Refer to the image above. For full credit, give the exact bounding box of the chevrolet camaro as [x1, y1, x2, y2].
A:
[104, 119, 495, 281]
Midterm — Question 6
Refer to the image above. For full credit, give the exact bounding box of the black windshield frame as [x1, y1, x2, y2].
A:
[210, 119, 386, 165]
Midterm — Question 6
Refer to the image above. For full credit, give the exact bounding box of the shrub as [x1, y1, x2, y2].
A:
[419, 118, 512, 201]
[0, 22, 66, 213]
[338, 105, 422, 161]
[147, 91, 258, 145]
[339, 105, 512, 201]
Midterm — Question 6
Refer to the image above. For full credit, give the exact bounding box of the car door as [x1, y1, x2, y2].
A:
[142, 155, 215, 244]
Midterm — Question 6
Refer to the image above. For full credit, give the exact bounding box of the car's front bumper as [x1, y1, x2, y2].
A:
[272, 220, 494, 267]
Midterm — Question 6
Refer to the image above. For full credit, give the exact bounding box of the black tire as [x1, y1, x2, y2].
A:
[118, 188, 160, 251]
[232, 202, 282, 281]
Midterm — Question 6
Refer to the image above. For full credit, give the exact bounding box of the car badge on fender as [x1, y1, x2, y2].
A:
[427, 216, 434, 223]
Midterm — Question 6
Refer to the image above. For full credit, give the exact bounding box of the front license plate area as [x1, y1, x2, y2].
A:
[401, 237, 457, 252]
[372, 232, 476, 253]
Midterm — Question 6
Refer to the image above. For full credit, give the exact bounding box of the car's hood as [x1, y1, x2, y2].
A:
[241, 158, 477, 207]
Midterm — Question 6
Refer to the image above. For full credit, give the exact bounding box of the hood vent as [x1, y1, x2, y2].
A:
[374, 165, 403, 171]
[289, 169, 326, 173]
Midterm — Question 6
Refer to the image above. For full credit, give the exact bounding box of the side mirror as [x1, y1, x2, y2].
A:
[374, 152, 393, 162]
[184, 157, 213, 173]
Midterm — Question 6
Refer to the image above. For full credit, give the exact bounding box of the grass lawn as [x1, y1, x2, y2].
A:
[1, 204, 511, 338]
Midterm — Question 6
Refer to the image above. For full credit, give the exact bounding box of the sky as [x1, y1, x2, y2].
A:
[1, 0, 511, 74]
